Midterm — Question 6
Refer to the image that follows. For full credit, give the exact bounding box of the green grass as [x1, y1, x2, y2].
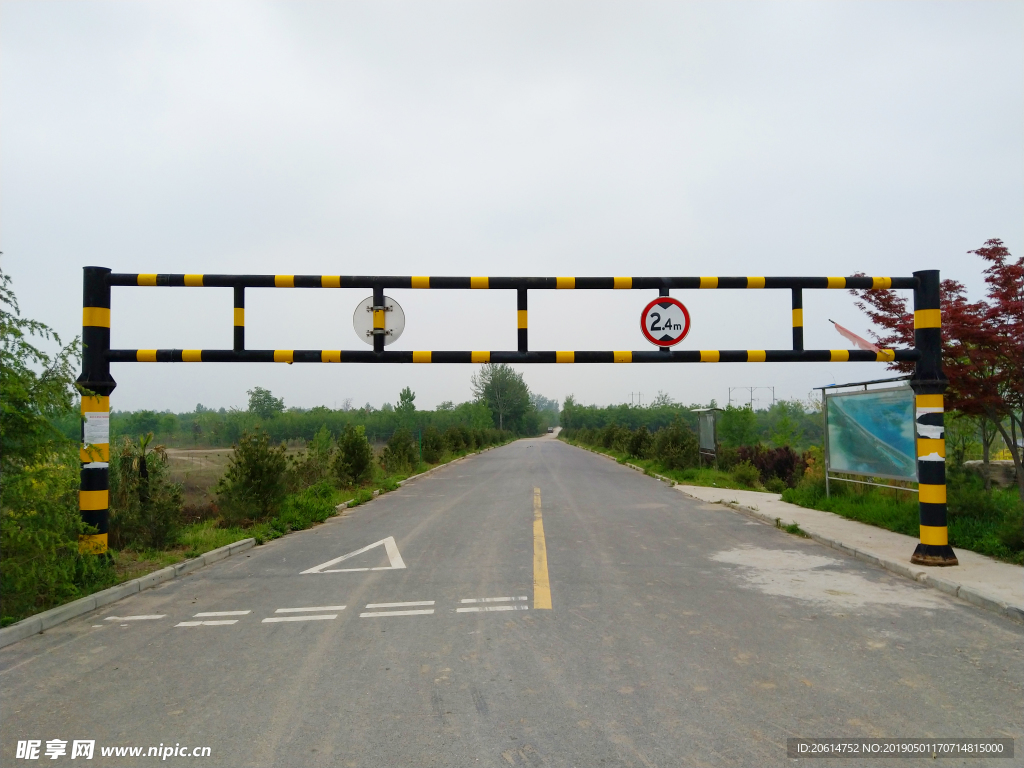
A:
[563, 439, 758, 492]
[779, 521, 810, 538]
[783, 473, 1023, 565]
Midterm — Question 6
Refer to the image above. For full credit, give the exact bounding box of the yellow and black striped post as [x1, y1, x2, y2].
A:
[372, 286, 385, 353]
[910, 269, 957, 566]
[517, 288, 528, 352]
[658, 286, 671, 353]
[791, 289, 803, 351]
[76, 267, 116, 555]
[233, 286, 245, 351]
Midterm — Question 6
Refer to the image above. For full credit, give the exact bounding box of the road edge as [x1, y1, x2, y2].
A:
[562, 440, 1024, 625]
[0, 538, 256, 650]
[0, 443, 519, 650]
[330, 444, 505, 516]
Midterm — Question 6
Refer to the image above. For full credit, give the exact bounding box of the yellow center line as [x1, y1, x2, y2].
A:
[533, 488, 552, 610]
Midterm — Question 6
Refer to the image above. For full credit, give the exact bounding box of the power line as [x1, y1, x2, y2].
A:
[727, 386, 775, 409]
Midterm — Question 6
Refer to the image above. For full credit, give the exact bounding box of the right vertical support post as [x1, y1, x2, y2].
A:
[910, 269, 958, 566]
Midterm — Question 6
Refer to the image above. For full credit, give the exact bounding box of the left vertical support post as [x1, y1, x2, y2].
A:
[76, 267, 116, 555]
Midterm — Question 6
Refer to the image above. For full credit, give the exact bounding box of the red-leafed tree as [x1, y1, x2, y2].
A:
[851, 239, 1023, 504]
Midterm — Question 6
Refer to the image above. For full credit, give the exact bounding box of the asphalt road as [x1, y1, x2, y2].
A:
[2, 436, 1022, 767]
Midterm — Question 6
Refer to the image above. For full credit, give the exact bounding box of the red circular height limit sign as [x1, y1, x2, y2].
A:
[640, 297, 691, 347]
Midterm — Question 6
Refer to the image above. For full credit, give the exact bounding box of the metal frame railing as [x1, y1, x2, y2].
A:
[75, 267, 954, 568]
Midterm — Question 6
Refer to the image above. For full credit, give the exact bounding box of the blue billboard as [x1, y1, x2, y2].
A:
[825, 387, 917, 482]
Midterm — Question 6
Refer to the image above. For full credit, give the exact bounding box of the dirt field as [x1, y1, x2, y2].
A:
[164, 448, 236, 508]
[164, 445, 310, 508]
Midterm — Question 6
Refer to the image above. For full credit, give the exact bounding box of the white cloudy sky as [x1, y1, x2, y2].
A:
[2, 1, 1021, 413]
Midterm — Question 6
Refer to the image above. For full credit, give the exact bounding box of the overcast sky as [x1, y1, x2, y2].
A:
[3, 1, 1021, 413]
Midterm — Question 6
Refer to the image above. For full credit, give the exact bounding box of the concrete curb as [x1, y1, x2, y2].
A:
[0, 538, 256, 650]
[561, 439, 1023, 625]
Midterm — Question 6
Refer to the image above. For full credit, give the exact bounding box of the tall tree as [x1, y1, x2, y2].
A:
[852, 239, 1023, 503]
[1, 267, 86, 619]
[471, 363, 530, 431]
[395, 386, 416, 428]
[247, 386, 284, 419]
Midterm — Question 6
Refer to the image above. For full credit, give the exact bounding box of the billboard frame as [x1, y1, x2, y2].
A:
[821, 381, 919, 495]
[692, 408, 722, 469]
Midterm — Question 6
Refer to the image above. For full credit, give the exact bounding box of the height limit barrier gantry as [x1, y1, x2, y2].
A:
[77, 268, 955, 567]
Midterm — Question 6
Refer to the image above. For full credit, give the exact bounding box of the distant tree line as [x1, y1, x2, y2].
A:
[52, 365, 560, 448]
[560, 393, 823, 452]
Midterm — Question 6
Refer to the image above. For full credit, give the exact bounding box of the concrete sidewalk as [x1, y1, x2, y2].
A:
[675, 484, 1024, 622]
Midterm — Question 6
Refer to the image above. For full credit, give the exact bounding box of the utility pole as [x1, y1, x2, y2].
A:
[728, 386, 775, 409]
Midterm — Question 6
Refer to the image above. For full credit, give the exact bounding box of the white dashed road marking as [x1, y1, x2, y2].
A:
[99, 596, 532, 628]
[460, 597, 528, 603]
[176, 620, 238, 627]
[457, 605, 529, 613]
[275, 606, 347, 613]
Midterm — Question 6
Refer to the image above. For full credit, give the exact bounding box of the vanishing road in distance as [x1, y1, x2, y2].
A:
[3, 435, 1021, 766]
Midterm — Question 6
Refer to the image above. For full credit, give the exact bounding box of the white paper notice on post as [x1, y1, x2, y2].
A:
[83, 413, 109, 446]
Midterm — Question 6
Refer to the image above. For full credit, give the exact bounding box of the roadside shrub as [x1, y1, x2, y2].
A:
[800, 446, 825, 482]
[738, 444, 803, 487]
[381, 428, 418, 473]
[765, 477, 788, 494]
[1, 267, 116, 624]
[333, 424, 373, 486]
[109, 435, 183, 550]
[1, 448, 94, 624]
[422, 426, 444, 463]
[272, 480, 339, 534]
[717, 446, 740, 471]
[215, 428, 287, 523]
[730, 461, 760, 488]
[289, 425, 333, 490]
[598, 423, 621, 450]
[627, 426, 653, 459]
[998, 505, 1023, 552]
[652, 418, 698, 469]
[443, 426, 465, 453]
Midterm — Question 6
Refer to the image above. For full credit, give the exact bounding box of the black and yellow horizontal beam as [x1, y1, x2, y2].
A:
[109, 348, 914, 364]
[109, 274, 916, 290]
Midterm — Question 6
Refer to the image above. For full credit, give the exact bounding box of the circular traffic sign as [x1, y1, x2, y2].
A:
[353, 295, 406, 346]
[640, 297, 691, 347]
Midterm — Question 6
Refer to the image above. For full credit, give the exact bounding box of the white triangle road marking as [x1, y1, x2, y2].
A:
[300, 536, 407, 574]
